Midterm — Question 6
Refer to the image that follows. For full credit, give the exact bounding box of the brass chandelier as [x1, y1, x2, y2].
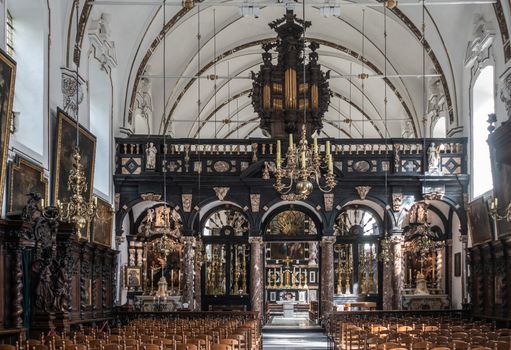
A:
[274, 124, 336, 200]
[57, 0, 97, 237]
[57, 149, 97, 236]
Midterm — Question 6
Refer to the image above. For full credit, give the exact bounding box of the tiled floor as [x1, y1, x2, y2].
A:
[263, 317, 330, 350]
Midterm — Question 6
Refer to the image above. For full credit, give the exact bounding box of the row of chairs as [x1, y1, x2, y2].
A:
[0, 316, 261, 350]
[330, 314, 511, 350]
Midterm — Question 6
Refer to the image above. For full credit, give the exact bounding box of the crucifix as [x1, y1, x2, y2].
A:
[283, 255, 292, 268]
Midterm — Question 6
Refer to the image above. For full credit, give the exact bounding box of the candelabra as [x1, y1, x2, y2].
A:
[273, 125, 336, 201]
[57, 148, 97, 238]
[489, 197, 511, 222]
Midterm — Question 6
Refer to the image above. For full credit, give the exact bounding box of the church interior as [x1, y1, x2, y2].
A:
[1, 0, 511, 349]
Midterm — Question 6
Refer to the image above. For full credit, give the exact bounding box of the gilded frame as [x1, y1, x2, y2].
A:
[8, 156, 48, 214]
[53, 108, 96, 204]
[92, 197, 113, 247]
[0, 48, 16, 211]
[125, 266, 142, 288]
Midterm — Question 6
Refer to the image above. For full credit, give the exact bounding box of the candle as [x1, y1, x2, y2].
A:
[289, 133, 294, 150]
[276, 140, 281, 168]
[301, 150, 306, 169]
[40, 198, 45, 209]
[313, 135, 318, 154]
[325, 140, 331, 157]
[327, 154, 333, 174]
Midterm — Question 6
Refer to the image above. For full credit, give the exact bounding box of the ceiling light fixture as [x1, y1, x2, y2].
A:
[319, 3, 341, 17]
[240, 3, 260, 17]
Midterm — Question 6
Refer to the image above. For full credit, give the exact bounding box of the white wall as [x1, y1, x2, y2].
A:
[89, 59, 112, 200]
[7, 0, 48, 166]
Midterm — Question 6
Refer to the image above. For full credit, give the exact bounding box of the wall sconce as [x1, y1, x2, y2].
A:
[489, 197, 511, 221]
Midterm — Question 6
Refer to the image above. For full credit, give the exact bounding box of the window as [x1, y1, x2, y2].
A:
[472, 66, 494, 198]
[6, 10, 14, 56]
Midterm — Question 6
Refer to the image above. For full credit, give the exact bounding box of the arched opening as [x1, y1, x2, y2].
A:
[432, 116, 446, 138]
[472, 65, 494, 198]
[333, 204, 383, 309]
[262, 207, 321, 325]
[200, 205, 250, 311]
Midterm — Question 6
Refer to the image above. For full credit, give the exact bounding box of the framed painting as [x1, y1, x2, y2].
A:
[0, 48, 16, 211]
[126, 266, 142, 288]
[269, 242, 305, 260]
[467, 197, 493, 245]
[92, 197, 113, 247]
[7, 156, 48, 215]
[53, 107, 96, 204]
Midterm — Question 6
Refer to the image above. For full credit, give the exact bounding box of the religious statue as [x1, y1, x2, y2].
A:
[414, 271, 430, 295]
[145, 142, 157, 170]
[409, 204, 418, 224]
[417, 203, 428, 224]
[427, 142, 441, 175]
[308, 241, 318, 266]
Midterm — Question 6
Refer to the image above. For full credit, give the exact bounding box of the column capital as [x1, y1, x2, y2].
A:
[183, 236, 197, 244]
[321, 235, 336, 245]
[248, 236, 264, 245]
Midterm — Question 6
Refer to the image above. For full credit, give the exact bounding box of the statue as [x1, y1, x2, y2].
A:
[35, 264, 55, 313]
[54, 257, 69, 312]
[409, 204, 418, 224]
[427, 143, 442, 175]
[414, 271, 430, 295]
[145, 142, 157, 170]
[308, 241, 318, 266]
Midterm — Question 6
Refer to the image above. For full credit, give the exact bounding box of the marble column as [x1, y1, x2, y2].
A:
[320, 236, 335, 321]
[193, 254, 201, 311]
[393, 235, 404, 310]
[182, 236, 196, 309]
[249, 236, 264, 316]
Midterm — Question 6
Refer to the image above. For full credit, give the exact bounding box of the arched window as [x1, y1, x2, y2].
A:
[7, 0, 46, 160]
[472, 65, 494, 197]
[89, 60, 112, 198]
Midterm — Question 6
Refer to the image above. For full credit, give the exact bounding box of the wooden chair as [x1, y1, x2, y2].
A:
[142, 344, 160, 350]
[32, 345, 49, 350]
[67, 345, 87, 350]
[210, 345, 231, 350]
[103, 344, 121, 350]
[485, 340, 510, 350]
[412, 341, 433, 350]
[27, 340, 42, 348]
[219, 339, 238, 350]
[377, 342, 402, 349]
[0, 345, 16, 350]
[175, 345, 197, 350]
[449, 340, 469, 349]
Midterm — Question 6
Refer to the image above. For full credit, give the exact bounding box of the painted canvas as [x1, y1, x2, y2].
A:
[92, 197, 113, 247]
[467, 197, 493, 245]
[53, 108, 96, 204]
[0, 49, 16, 211]
[8, 156, 48, 214]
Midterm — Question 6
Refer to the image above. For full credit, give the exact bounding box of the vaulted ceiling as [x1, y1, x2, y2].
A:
[81, 0, 501, 139]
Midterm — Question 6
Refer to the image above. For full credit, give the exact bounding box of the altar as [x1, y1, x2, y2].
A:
[135, 295, 184, 312]
[401, 294, 449, 310]
[277, 300, 298, 318]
